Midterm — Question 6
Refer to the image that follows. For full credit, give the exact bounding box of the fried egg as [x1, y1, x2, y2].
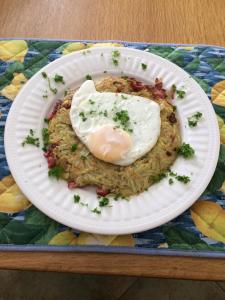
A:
[70, 80, 161, 166]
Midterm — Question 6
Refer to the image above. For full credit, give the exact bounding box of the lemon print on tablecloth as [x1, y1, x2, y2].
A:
[217, 115, 225, 144]
[0, 40, 28, 62]
[62, 42, 123, 55]
[191, 200, 225, 244]
[0, 73, 27, 100]
[0, 175, 31, 213]
[62, 43, 87, 55]
[211, 80, 225, 106]
[49, 230, 77, 245]
[76, 233, 134, 246]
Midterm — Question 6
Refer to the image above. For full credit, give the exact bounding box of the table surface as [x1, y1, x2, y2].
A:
[1, 0, 225, 280]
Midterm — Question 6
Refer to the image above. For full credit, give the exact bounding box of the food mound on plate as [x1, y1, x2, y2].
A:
[46, 76, 181, 197]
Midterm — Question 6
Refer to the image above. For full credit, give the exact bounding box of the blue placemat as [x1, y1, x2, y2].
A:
[0, 39, 225, 257]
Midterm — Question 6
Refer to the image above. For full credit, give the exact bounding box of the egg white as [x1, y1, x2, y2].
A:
[70, 80, 161, 166]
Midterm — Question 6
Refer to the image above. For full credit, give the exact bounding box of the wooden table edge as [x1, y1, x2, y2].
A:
[0, 251, 224, 280]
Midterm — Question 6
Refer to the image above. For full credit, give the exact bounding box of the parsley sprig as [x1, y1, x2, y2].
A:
[113, 110, 133, 132]
[141, 63, 147, 70]
[22, 129, 40, 147]
[172, 84, 186, 99]
[177, 143, 195, 159]
[151, 170, 191, 185]
[53, 74, 65, 84]
[86, 74, 92, 80]
[48, 166, 64, 179]
[112, 50, 120, 66]
[42, 72, 57, 95]
[188, 112, 203, 127]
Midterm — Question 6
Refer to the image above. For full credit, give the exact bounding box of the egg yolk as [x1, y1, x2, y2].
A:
[87, 125, 132, 163]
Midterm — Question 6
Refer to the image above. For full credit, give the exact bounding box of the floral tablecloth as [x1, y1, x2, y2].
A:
[0, 39, 224, 256]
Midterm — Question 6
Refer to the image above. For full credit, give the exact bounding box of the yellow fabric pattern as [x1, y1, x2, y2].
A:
[0, 73, 27, 100]
[191, 200, 225, 243]
[0, 40, 28, 62]
[49, 230, 77, 245]
[0, 175, 31, 213]
[211, 80, 225, 106]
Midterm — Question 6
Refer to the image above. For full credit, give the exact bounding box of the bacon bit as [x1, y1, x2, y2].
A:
[145, 79, 167, 100]
[167, 113, 177, 124]
[151, 88, 167, 99]
[47, 156, 56, 168]
[44, 149, 52, 158]
[128, 77, 144, 91]
[68, 181, 78, 189]
[96, 186, 110, 196]
[155, 78, 163, 89]
[48, 100, 62, 120]
[166, 151, 172, 156]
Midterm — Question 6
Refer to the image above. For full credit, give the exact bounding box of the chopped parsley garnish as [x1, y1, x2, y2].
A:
[71, 144, 78, 152]
[86, 74, 92, 80]
[64, 90, 68, 97]
[168, 170, 177, 177]
[80, 154, 87, 160]
[41, 72, 47, 79]
[42, 90, 48, 99]
[91, 207, 101, 214]
[112, 59, 119, 66]
[79, 111, 87, 121]
[169, 178, 174, 185]
[177, 143, 195, 159]
[44, 118, 49, 124]
[53, 74, 65, 84]
[112, 50, 120, 66]
[172, 84, 176, 93]
[99, 197, 109, 207]
[74, 195, 80, 203]
[89, 99, 95, 105]
[167, 170, 190, 184]
[188, 112, 203, 127]
[113, 110, 133, 132]
[141, 63, 147, 70]
[41, 72, 57, 95]
[176, 175, 190, 184]
[22, 129, 40, 147]
[176, 89, 186, 99]
[152, 173, 167, 183]
[42, 127, 49, 152]
[103, 110, 108, 117]
[89, 110, 96, 115]
[112, 50, 120, 58]
[121, 95, 128, 100]
[172, 84, 186, 99]
[48, 166, 64, 179]
[114, 110, 129, 124]
[152, 170, 191, 185]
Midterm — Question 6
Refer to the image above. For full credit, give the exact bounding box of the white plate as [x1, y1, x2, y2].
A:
[4, 47, 220, 235]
